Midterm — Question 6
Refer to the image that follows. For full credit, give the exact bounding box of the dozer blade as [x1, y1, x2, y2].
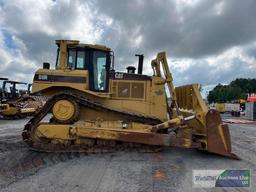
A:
[175, 84, 239, 159]
[206, 109, 239, 159]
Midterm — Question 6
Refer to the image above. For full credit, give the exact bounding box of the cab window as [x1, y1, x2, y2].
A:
[67, 49, 87, 69]
[93, 51, 107, 91]
[55, 48, 60, 66]
[67, 49, 76, 68]
[76, 51, 85, 69]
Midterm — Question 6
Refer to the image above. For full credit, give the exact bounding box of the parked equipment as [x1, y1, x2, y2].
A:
[22, 40, 238, 159]
[0, 77, 8, 102]
[214, 103, 240, 113]
[0, 80, 45, 119]
[245, 102, 256, 120]
[215, 103, 225, 113]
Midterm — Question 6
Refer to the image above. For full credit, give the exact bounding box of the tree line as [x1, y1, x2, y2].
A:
[207, 78, 256, 103]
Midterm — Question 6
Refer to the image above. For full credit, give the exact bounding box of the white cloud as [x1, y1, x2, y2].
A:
[176, 0, 202, 8]
[0, 0, 110, 82]
[0, 30, 37, 82]
[168, 42, 256, 88]
[0, 0, 256, 91]
[214, 0, 225, 16]
[2, 0, 103, 42]
[2, 0, 54, 34]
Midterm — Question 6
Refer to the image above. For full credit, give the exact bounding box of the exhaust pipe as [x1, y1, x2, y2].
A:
[135, 54, 144, 74]
[43, 62, 50, 69]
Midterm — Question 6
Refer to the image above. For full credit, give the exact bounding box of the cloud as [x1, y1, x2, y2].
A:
[0, 0, 255, 92]
[94, 0, 256, 57]
[0, 0, 106, 82]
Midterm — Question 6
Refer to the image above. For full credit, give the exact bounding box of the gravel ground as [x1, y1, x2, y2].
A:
[0, 115, 255, 192]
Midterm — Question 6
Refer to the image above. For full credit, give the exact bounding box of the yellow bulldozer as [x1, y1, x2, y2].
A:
[22, 40, 238, 159]
[0, 79, 45, 119]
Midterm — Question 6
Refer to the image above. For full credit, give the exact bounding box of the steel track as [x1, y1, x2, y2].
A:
[22, 93, 163, 153]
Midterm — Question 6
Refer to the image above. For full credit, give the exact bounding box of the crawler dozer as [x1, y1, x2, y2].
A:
[22, 40, 238, 159]
[0, 80, 45, 119]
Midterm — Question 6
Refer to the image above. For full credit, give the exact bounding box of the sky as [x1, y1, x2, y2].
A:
[0, 0, 256, 97]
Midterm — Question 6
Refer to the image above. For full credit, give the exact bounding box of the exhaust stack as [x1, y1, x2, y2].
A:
[135, 54, 144, 74]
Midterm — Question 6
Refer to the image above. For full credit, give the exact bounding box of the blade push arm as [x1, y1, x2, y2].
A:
[151, 52, 179, 116]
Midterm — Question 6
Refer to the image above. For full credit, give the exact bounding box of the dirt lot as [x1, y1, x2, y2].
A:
[0, 116, 255, 192]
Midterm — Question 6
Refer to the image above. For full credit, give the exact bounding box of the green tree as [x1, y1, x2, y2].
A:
[207, 78, 255, 103]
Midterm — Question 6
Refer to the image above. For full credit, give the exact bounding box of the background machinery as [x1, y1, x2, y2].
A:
[0, 80, 45, 119]
[22, 40, 238, 159]
[0, 77, 8, 103]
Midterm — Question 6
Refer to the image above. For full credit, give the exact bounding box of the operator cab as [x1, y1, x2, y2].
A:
[1, 81, 28, 100]
[55, 40, 112, 92]
[34, 40, 146, 97]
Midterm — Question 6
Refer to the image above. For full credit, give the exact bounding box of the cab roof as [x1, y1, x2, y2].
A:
[55, 40, 111, 52]
[3, 80, 27, 85]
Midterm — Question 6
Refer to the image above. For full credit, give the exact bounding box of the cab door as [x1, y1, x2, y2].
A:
[89, 51, 110, 92]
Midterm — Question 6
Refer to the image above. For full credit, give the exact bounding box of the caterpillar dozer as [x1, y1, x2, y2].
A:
[0, 80, 45, 119]
[22, 40, 238, 159]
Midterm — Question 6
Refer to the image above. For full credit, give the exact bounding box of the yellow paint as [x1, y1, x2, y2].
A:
[36, 124, 71, 140]
[20, 108, 36, 113]
[28, 40, 233, 156]
[32, 69, 89, 94]
[216, 103, 225, 113]
[0, 104, 19, 116]
[52, 99, 75, 121]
